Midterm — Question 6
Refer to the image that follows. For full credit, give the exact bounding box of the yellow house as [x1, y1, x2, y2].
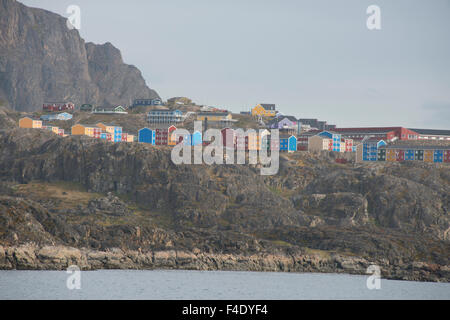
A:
[127, 135, 135, 143]
[97, 123, 115, 134]
[386, 149, 396, 162]
[424, 150, 434, 162]
[71, 124, 87, 136]
[19, 117, 42, 129]
[251, 104, 276, 118]
[52, 127, 59, 134]
[247, 131, 261, 151]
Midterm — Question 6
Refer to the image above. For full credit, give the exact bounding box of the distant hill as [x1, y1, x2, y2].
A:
[0, 0, 160, 112]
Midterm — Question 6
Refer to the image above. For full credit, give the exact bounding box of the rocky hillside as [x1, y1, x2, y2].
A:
[0, 0, 159, 111]
[0, 124, 449, 281]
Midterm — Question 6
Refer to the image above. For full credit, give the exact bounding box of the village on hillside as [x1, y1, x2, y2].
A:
[18, 98, 450, 164]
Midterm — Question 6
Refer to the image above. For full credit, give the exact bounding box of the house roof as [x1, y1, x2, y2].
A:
[197, 112, 230, 117]
[408, 128, 450, 136]
[379, 145, 450, 150]
[259, 104, 276, 111]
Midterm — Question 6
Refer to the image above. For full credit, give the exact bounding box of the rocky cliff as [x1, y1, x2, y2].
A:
[0, 0, 159, 111]
[0, 125, 449, 282]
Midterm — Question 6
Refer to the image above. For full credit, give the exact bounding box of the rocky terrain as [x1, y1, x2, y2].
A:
[0, 117, 448, 281]
[0, 0, 159, 111]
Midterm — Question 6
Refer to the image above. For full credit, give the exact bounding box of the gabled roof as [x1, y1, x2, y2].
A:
[259, 104, 276, 111]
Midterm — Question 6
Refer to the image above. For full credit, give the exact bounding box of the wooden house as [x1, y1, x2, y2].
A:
[168, 126, 178, 146]
[155, 129, 169, 145]
[71, 124, 87, 136]
[138, 128, 155, 144]
[434, 150, 444, 163]
[93, 106, 128, 115]
[221, 128, 234, 149]
[43, 102, 74, 112]
[444, 150, 450, 163]
[19, 117, 42, 129]
[192, 131, 203, 146]
[424, 150, 434, 162]
[355, 138, 387, 163]
[251, 104, 276, 118]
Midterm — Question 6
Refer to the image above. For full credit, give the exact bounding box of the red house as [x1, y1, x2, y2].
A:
[221, 128, 234, 148]
[444, 150, 450, 163]
[122, 133, 128, 142]
[395, 149, 405, 162]
[155, 129, 169, 145]
[43, 102, 75, 112]
[333, 127, 419, 143]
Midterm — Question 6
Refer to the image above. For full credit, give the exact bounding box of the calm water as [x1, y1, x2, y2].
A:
[0, 270, 449, 300]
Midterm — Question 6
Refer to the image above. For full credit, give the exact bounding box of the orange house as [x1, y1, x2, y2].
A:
[168, 125, 178, 146]
[19, 117, 42, 129]
[71, 124, 87, 136]
[424, 150, 434, 162]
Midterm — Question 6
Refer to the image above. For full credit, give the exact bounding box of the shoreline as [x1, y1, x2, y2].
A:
[1, 244, 449, 283]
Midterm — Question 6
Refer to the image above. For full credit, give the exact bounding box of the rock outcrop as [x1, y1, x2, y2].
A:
[0, 0, 159, 111]
[0, 127, 448, 282]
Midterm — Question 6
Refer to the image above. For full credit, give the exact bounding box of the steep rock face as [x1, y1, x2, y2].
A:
[0, 0, 159, 111]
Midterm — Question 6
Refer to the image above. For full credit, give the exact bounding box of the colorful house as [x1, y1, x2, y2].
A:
[148, 110, 183, 124]
[43, 102, 74, 112]
[138, 128, 155, 144]
[404, 149, 415, 161]
[444, 150, 450, 163]
[288, 136, 297, 152]
[168, 126, 178, 146]
[40, 112, 73, 121]
[192, 131, 203, 146]
[251, 104, 276, 118]
[100, 132, 113, 142]
[97, 123, 122, 142]
[377, 149, 386, 161]
[434, 150, 444, 163]
[307, 135, 331, 153]
[268, 116, 298, 129]
[155, 129, 169, 145]
[355, 138, 387, 163]
[424, 150, 434, 163]
[93, 106, 128, 114]
[318, 131, 342, 152]
[80, 104, 93, 112]
[133, 98, 163, 107]
[221, 128, 235, 149]
[71, 124, 87, 136]
[19, 117, 42, 129]
[85, 127, 102, 139]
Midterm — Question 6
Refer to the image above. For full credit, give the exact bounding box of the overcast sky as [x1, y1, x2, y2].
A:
[21, 0, 450, 129]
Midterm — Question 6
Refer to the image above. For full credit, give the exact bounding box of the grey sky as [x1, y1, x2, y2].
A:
[21, 0, 450, 129]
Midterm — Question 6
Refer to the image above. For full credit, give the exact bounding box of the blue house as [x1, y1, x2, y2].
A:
[192, 131, 202, 146]
[279, 137, 289, 151]
[318, 131, 341, 152]
[183, 134, 192, 146]
[113, 127, 122, 142]
[360, 138, 387, 161]
[434, 150, 444, 163]
[405, 149, 415, 161]
[288, 136, 297, 152]
[40, 112, 73, 121]
[138, 128, 155, 144]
